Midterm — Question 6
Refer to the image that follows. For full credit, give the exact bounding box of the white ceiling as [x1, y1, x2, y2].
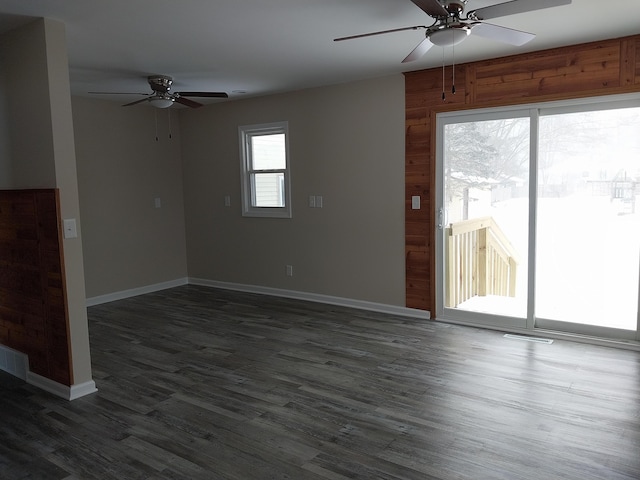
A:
[1, 0, 639, 106]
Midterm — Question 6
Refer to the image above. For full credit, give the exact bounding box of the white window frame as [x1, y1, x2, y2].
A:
[239, 121, 292, 218]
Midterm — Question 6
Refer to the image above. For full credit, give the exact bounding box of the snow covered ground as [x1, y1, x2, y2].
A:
[454, 192, 639, 331]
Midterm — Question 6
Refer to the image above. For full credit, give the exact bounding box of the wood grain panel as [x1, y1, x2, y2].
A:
[634, 38, 640, 83]
[0, 189, 71, 385]
[405, 34, 640, 313]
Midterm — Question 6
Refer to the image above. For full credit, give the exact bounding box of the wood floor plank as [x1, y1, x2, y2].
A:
[1, 285, 639, 479]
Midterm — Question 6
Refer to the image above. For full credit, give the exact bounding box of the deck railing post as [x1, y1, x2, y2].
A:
[477, 227, 487, 297]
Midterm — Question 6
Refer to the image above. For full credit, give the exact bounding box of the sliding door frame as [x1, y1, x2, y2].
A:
[434, 93, 640, 345]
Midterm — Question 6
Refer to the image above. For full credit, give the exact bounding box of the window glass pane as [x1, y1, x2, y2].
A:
[252, 172, 285, 207]
[251, 134, 286, 170]
[536, 106, 640, 330]
[444, 117, 529, 318]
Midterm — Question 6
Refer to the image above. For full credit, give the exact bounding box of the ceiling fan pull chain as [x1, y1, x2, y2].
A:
[168, 109, 172, 139]
[452, 40, 456, 95]
[154, 109, 159, 142]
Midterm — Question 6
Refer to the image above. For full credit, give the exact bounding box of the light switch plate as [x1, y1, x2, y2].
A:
[411, 196, 421, 210]
[63, 219, 77, 239]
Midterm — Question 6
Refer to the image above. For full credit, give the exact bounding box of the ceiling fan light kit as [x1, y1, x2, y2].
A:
[429, 26, 470, 47]
[148, 96, 175, 108]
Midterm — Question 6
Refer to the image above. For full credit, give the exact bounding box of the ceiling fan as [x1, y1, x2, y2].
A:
[91, 75, 228, 108]
[335, 0, 572, 63]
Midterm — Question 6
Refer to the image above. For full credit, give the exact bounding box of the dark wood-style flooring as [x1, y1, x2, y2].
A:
[1, 285, 639, 479]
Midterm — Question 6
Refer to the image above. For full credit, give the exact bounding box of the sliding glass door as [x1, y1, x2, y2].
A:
[436, 96, 640, 342]
[535, 105, 640, 337]
[440, 113, 530, 329]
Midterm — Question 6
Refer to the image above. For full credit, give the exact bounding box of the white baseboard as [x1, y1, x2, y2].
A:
[85, 276, 430, 319]
[188, 277, 431, 320]
[0, 344, 97, 400]
[27, 371, 97, 400]
[86, 277, 189, 306]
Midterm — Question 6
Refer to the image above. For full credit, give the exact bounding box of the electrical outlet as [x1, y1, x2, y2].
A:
[286, 265, 293, 276]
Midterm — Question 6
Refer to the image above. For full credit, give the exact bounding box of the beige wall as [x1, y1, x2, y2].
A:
[0, 19, 93, 387]
[73, 97, 188, 298]
[0, 47, 10, 183]
[74, 75, 406, 307]
[0, 19, 56, 188]
[180, 75, 406, 306]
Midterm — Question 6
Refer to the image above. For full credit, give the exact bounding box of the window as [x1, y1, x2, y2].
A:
[239, 121, 291, 218]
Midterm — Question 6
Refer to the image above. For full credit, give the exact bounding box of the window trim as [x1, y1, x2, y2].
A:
[239, 121, 292, 218]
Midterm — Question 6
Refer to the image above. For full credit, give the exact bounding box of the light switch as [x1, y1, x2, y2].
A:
[309, 195, 323, 208]
[63, 219, 77, 239]
[154, 197, 162, 209]
[411, 196, 421, 210]
[224, 195, 231, 207]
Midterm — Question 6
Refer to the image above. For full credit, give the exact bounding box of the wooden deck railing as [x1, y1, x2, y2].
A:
[445, 216, 520, 308]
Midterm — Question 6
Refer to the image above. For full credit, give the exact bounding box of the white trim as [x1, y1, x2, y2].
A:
[435, 92, 640, 120]
[188, 277, 431, 320]
[26, 371, 97, 400]
[0, 344, 98, 400]
[69, 380, 99, 400]
[86, 277, 189, 306]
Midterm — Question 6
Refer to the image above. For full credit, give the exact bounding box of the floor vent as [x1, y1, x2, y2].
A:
[504, 334, 553, 344]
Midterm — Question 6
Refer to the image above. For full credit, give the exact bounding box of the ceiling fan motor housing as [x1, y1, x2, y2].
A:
[443, 1, 467, 17]
[148, 75, 174, 93]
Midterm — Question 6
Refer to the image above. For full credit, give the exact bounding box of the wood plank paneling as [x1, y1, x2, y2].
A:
[405, 34, 640, 313]
[0, 189, 71, 385]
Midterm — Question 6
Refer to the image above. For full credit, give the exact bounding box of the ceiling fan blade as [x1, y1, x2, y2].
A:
[470, 22, 535, 46]
[177, 91, 229, 98]
[402, 37, 434, 63]
[122, 97, 150, 107]
[89, 91, 149, 95]
[334, 25, 427, 42]
[409, 0, 449, 17]
[470, 0, 571, 21]
[175, 97, 204, 108]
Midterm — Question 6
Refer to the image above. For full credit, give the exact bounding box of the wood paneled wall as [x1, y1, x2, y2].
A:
[0, 189, 72, 385]
[405, 34, 640, 313]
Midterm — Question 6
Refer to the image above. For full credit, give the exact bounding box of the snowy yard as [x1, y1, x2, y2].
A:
[454, 192, 639, 331]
